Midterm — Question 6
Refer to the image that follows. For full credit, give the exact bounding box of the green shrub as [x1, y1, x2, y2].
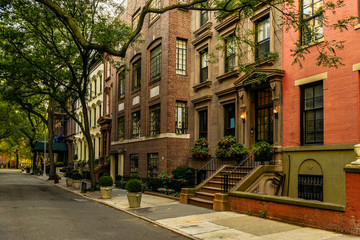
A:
[73, 154, 78, 160]
[190, 138, 209, 160]
[227, 143, 249, 159]
[77, 160, 86, 167]
[172, 165, 195, 188]
[125, 179, 143, 193]
[215, 136, 236, 157]
[147, 178, 162, 191]
[55, 161, 65, 167]
[98, 175, 113, 187]
[130, 173, 140, 179]
[106, 157, 111, 165]
[71, 172, 82, 180]
[251, 141, 274, 162]
[65, 171, 72, 178]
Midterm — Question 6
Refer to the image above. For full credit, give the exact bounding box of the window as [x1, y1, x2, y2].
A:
[256, 88, 273, 144]
[301, 82, 323, 144]
[89, 110, 91, 127]
[150, 45, 162, 83]
[106, 94, 110, 115]
[200, 49, 208, 83]
[176, 39, 187, 75]
[199, 109, 208, 139]
[147, 153, 158, 177]
[94, 79, 97, 95]
[298, 174, 323, 201]
[224, 103, 235, 137]
[98, 137, 101, 157]
[118, 70, 125, 100]
[118, 117, 124, 141]
[132, 60, 141, 91]
[99, 104, 102, 117]
[132, 9, 140, 30]
[149, 0, 161, 24]
[94, 108, 96, 127]
[175, 102, 187, 134]
[107, 62, 111, 78]
[130, 155, 139, 174]
[89, 83, 92, 99]
[255, 16, 270, 60]
[150, 104, 161, 136]
[132, 111, 140, 139]
[100, 75, 102, 92]
[225, 34, 236, 72]
[200, 10, 209, 26]
[301, 0, 323, 45]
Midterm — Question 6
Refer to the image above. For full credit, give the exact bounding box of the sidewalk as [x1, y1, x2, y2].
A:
[38, 175, 358, 240]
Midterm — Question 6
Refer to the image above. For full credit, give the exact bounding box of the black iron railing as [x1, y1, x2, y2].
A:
[221, 148, 261, 193]
[195, 151, 237, 186]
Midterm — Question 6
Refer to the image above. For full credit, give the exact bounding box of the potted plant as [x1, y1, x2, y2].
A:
[65, 171, 73, 187]
[98, 175, 113, 199]
[215, 136, 236, 158]
[125, 179, 143, 208]
[72, 172, 83, 189]
[190, 138, 209, 160]
[251, 141, 274, 164]
[227, 143, 249, 162]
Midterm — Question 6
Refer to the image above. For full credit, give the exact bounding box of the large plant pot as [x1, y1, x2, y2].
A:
[127, 192, 142, 208]
[73, 179, 81, 189]
[66, 178, 73, 187]
[100, 186, 112, 199]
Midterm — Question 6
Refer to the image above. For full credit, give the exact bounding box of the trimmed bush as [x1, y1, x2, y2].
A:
[147, 178, 162, 192]
[125, 179, 143, 193]
[130, 173, 140, 179]
[98, 175, 113, 187]
[65, 171, 72, 178]
[71, 172, 82, 180]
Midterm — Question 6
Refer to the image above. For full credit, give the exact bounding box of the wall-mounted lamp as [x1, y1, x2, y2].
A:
[122, 148, 127, 153]
[241, 112, 246, 122]
[273, 106, 279, 119]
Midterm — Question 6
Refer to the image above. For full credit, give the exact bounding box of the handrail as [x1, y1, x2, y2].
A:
[221, 147, 261, 192]
[196, 151, 224, 173]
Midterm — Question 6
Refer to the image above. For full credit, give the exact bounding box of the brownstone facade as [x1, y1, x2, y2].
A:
[108, 0, 192, 179]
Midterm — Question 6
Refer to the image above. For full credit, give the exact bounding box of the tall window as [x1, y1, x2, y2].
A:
[175, 102, 187, 134]
[199, 109, 208, 139]
[100, 75, 102, 92]
[94, 79, 97, 95]
[130, 155, 139, 174]
[200, 49, 208, 83]
[106, 94, 110, 115]
[256, 88, 273, 144]
[149, 0, 161, 24]
[302, 82, 323, 144]
[94, 108, 96, 127]
[150, 104, 161, 136]
[132, 9, 140, 30]
[118, 116, 125, 141]
[118, 70, 125, 99]
[176, 39, 187, 75]
[150, 45, 162, 83]
[89, 83, 92, 99]
[298, 174, 323, 201]
[132, 111, 140, 139]
[301, 0, 323, 45]
[255, 16, 270, 60]
[224, 103, 235, 137]
[89, 110, 91, 127]
[200, 10, 209, 26]
[147, 153, 158, 177]
[132, 60, 141, 91]
[225, 34, 236, 72]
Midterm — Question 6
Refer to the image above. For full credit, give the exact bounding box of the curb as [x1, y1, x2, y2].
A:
[38, 176, 198, 240]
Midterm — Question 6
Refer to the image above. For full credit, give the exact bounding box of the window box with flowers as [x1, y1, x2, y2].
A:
[215, 136, 248, 162]
[191, 138, 209, 160]
[251, 141, 274, 163]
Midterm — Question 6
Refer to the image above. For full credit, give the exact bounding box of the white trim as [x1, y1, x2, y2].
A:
[352, 63, 360, 72]
[294, 72, 327, 86]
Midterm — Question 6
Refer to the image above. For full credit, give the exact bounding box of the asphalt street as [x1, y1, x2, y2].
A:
[0, 169, 189, 240]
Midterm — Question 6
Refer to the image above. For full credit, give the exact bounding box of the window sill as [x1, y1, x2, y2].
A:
[300, 38, 324, 49]
[193, 22, 212, 37]
[131, 88, 141, 95]
[216, 70, 239, 83]
[355, 24, 360, 30]
[193, 80, 212, 92]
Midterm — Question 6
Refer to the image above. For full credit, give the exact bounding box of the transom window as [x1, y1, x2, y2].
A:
[200, 49, 208, 83]
[256, 88, 273, 144]
[132, 111, 140, 139]
[298, 174, 323, 201]
[118, 70, 125, 99]
[302, 82, 323, 144]
[225, 34, 236, 73]
[301, 0, 323, 45]
[175, 102, 187, 134]
[224, 103, 235, 137]
[176, 39, 187, 75]
[147, 153, 158, 177]
[199, 109, 208, 139]
[150, 104, 161, 136]
[132, 60, 141, 91]
[255, 16, 270, 60]
[149, 0, 161, 24]
[150, 45, 162, 83]
[118, 116, 125, 141]
[130, 155, 139, 174]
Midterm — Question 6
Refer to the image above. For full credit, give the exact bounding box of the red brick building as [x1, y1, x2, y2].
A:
[282, 0, 360, 205]
[108, 0, 192, 179]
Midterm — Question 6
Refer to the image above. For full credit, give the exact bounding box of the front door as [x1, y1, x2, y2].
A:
[255, 88, 273, 144]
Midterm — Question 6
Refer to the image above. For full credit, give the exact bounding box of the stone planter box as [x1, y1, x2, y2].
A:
[66, 178, 73, 187]
[100, 186, 112, 199]
[73, 179, 81, 189]
[127, 192, 142, 208]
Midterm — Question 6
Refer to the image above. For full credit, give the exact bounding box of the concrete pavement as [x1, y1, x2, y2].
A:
[36, 174, 359, 240]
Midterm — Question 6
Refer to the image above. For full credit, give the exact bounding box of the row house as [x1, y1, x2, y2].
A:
[107, 0, 192, 180]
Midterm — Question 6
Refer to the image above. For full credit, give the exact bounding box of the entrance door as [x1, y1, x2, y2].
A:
[255, 88, 273, 143]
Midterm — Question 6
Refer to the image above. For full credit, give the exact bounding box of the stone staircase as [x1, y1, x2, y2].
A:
[188, 165, 253, 209]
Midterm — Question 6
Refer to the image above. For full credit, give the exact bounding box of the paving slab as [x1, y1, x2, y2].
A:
[262, 227, 343, 240]
[194, 228, 262, 240]
[211, 215, 300, 236]
[172, 221, 227, 235]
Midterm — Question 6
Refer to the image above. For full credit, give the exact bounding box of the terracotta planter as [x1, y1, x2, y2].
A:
[73, 179, 81, 189]
[66, 178, 73, 187]
[100, 186, 112, 199]
[127, 192, 142, 208]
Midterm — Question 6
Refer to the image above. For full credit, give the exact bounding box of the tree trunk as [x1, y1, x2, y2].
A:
[47, 99, 56, 180]
[15, 150, 19, 169]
